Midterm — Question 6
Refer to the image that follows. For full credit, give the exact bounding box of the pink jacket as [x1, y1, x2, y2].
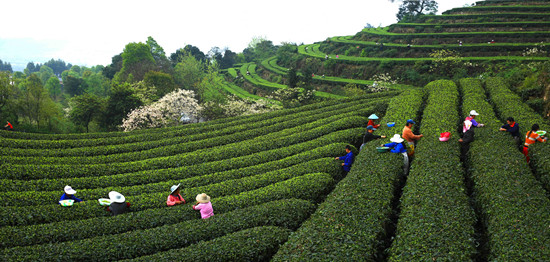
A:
[166, 194, 185, 206]
[193, 202, 214, 219]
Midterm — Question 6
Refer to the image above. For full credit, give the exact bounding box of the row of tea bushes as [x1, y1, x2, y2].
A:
[0, 163, 338, 227]
[0, 132, 358, 192]
[0, 98, 385, 165]
[126, 226, 290, 262]
[461, 78, 550, 260]
[0, 199, 314, 261]
[0, 115, 367, 180]
[388, 80, 476, 261]
[1, 157, 341, 207]
[272, 89, 426, 260]
[484, 77, 550, 191]
[0, 94, 395, 157]
[0, 173, 335, 246]
[0, 92, 396, 144]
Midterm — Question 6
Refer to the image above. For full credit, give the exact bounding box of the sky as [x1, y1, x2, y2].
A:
[1, 0, 475, 71]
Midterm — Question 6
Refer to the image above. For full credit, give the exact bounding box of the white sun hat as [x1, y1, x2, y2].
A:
[390, 134, 404, 143]
[170, 184, 181, 194]
[469, 110, 479, 116]
[109, 191, 125, 203]
[195, 193, 211, 203]
[64, 185, 77, 195]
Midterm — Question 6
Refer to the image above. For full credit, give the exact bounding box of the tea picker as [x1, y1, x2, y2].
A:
[360, 125, 386, 151]
[523, 123, 547, 163]
[167, 183, 186, 206]
[59, 185, 82, 206]
[382, 134, 409, 175]
[367, 114, 381, 129]
[334, 144, 354, 175]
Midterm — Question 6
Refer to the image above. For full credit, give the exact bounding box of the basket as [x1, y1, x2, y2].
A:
[376, 146, 390, 153]
[439, 137, 450, 142]
[59, 200, 74, 207]
[386, 122, 395, 127]
[536, 130, 546, 136]
[98, 198, 112, 206]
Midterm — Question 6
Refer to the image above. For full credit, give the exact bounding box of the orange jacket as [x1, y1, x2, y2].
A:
[524, 130, 547, 147]
[402, 126, 421, 142]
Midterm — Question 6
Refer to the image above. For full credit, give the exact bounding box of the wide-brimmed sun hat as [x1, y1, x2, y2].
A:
[170, 184, 181, 194]
[109, 191, 125, 203]
[196, 193, 211, 203]
[368, 114, 379, 120]
[390, 134, 404, 143]
[64, 185, 76, 195]
[469, 110, 479, 116]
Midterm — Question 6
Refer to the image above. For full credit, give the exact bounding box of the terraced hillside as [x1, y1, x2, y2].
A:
[229, 0, 549, 101]
[3, 76, 550, 261]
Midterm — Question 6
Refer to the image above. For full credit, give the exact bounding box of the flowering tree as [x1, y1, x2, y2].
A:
[120, 89, 202, 131]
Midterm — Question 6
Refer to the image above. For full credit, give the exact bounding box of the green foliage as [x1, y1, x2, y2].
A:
[103, 83, 143, 131]
[143, 71, 176, 98]
[115, 42, 156, 83]
[396, 0, 438, 21]
[130, 226, 290, 262]
[463, 78, 550, 261]
[68, 93, 104, 132]
[388, 80, 476, 261]
[0, 199, 317, 261]
[273, 89, 424, 261]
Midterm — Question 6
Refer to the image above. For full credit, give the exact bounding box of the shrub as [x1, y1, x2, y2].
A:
[273, 89, 425, 261]
[128, 226, 290, 262]
[388, 80, 476, 261]
[478, 77, 550, 260]
[0, 199, 315, 261]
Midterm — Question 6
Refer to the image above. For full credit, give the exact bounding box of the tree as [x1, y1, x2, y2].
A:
[120, 89, 202, 131]
[220, 49, 237, 69]
[45, 76, 62, 101]
[0, 71, 15, 112]
[287, 68, 298, 88]
[103, 83, 143, 130]
[146, 36, 166, 62]
[44, 59, 71, 76]
[102, 53, 123, 79]
[38, 65, 55, 85]
[396, 0, 438, 21]
[170, 45, 206, 66]
[64, 74, 86, 96]
[18, 74, 56, 129]
[68, 93, 104, 132]
[114, 42, 156, 83]
[143, 71, 176, 98]
[0, 59, 13, 72]
[174, 53, 205, 90]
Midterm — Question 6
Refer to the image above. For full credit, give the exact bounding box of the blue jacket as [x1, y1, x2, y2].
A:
[383, 142, 407, 154]
[338, 152, 354, 172]
[59, 193, 82, 203]
[501, 122, 520, 137]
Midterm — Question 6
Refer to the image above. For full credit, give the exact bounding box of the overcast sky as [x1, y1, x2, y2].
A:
[1, 0, 475, 71]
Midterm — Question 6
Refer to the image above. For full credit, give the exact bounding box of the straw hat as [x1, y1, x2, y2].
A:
[195, 193, 211, 203]
[170, 184, 181, 194]
[368, 114, 379, 120]
[390, 134, 404, 143]
[109, 191, 125, 203]
[64, 185, 76, 195]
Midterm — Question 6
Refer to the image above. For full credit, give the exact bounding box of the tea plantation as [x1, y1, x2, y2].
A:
[2, 77, 550, 261]
[3, 0, 550, 261]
